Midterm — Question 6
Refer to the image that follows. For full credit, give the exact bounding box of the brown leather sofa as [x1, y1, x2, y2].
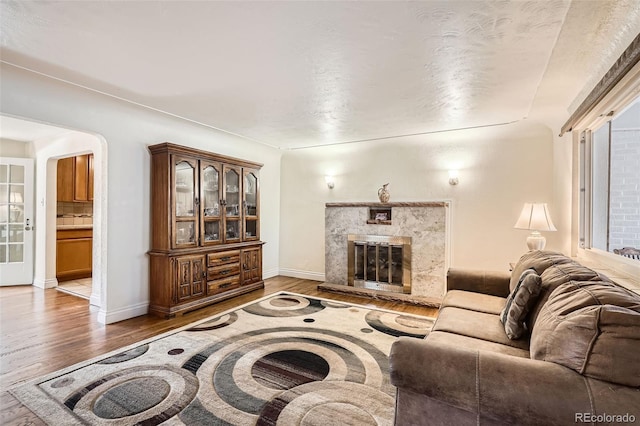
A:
[390, 250, 640, 425]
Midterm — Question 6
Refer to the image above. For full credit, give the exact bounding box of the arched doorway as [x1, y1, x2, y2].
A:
[1, 114, 108, 323]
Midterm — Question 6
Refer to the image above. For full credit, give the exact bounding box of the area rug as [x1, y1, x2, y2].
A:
[9, 292, 435, 425]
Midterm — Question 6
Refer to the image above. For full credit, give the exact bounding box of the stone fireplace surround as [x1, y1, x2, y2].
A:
[323, 202, 450, 303]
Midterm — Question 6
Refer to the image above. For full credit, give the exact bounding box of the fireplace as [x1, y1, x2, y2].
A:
[326, 202, 448, 299]
[347, 234, 411, 294]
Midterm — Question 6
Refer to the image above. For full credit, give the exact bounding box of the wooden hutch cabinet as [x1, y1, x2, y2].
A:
[147, 142, 264, 318]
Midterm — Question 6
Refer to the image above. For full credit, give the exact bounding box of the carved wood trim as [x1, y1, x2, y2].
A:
[148, 142, 264, 169]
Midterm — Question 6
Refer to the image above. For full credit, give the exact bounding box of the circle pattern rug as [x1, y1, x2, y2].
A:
[10, 292, 435, 425]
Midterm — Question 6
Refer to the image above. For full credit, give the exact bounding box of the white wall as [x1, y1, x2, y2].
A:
[279, 120, 566, 278]
[0, 63, 282, 323]
[0, 61, 577, 314]
[0, 138, 30, 158]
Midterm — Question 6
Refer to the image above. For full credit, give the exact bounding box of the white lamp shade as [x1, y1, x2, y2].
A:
[514, 203, 557, 231]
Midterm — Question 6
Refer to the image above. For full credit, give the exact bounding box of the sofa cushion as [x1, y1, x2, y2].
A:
[500, 270, 542, 339]
[530, 281, 640, 386]
[527, 262, 609, 330]
[510, 250, 573, 292]
[433, 306, 530, 350]
[427, 331, 530, 358]
[441, 290, 506, 315]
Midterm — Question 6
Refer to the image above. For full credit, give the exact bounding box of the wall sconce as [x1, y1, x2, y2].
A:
[448, 170, 459, 186]
[325, 175, 335, 189]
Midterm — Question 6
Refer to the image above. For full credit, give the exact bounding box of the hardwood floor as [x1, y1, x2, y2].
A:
[0, 276, 437, 425]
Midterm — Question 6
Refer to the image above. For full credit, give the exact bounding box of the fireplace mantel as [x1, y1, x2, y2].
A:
[325, 201, 450, 300]
[326, 202, 448, 208]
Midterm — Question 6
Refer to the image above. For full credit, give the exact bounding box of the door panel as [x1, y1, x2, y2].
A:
[175, 255, 205, 302]
[242, 248, 261, 285]
[0, 158, 34, 285]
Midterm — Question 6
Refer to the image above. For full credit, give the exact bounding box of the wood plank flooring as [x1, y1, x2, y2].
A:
[0, 276, 438, 425]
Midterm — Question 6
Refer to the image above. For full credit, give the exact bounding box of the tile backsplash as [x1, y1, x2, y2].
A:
[57, 202, 93, 226]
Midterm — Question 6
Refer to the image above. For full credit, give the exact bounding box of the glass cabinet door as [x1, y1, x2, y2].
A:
[173, 157, 197, 247]
[223, 166, 241, 242]
[244, 170, 259, 240]
[200, 162, 221, 245]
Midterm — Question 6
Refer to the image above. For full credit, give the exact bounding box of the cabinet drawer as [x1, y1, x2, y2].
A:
[57, 229, 93, 239]
[207, 250, 241, 267]
[208, 264, 240, 280]
[208, 275, 241, 295]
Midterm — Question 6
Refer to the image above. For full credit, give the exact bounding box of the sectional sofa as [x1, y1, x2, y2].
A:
[390, 250, 640, 425]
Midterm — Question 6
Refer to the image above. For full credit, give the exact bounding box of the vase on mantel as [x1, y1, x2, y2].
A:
[378, 183, 390, 203]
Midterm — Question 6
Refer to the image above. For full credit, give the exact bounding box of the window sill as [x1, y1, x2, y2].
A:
[577, 248, 640, 295]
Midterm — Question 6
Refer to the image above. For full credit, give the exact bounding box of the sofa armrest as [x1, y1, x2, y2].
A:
[446, 268, 511, 297]
[389, 337, 638, 425]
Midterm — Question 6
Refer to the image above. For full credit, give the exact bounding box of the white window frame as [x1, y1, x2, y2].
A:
[574, 60, 640, 279]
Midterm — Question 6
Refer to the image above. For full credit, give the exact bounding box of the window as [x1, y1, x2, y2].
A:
[580, 96, 640, 257]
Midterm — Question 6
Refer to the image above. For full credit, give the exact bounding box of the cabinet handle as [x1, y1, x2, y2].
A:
[220, 256, 230, 261]
[220, 283, 231, 289]
[202, 271, 207, 279]
[221, 270, 230, 275]
[195, 197, 200, 205]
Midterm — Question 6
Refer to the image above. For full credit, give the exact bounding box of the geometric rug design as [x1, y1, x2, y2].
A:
[9, 292, 435, 425]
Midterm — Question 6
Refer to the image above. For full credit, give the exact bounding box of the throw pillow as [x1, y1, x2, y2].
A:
[500, 269, 542, 339]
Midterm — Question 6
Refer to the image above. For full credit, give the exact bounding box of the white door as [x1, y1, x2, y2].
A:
[0, 157, 34, 285]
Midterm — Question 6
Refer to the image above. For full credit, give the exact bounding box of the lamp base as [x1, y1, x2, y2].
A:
[526, 231, 546, 251]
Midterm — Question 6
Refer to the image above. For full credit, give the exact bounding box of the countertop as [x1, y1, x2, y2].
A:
[57, 225, 93, 230]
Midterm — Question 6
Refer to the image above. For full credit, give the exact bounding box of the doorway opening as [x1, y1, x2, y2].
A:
[55, 153, 95, 300]
[38, 133, 105, 314]
[1, 114, 108, 322]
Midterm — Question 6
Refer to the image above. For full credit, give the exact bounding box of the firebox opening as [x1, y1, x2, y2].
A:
[347, 234, 411, 294]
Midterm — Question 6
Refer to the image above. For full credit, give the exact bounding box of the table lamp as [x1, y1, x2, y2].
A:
[514, 203, 557, 250]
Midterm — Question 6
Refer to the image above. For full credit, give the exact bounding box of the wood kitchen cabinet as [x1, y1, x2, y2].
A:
[56, 228, 92, 281]
[147, 142, 264, 318]
[57, 154, 94, 202]
[56, 157, 74, 202]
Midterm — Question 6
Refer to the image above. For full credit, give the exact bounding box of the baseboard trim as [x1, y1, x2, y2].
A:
[33, 277, 58, 289]
[263, 267, 279, 280]
[89, 293, 101, 307]
[98, 302, 149, 325]
[279, 268, 325, 282]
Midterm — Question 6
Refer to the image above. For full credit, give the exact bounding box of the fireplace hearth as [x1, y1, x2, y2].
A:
[347, 234, 411, 294]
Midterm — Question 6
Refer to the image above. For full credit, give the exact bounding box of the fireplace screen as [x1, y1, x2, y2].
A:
[347, 234, 411, 294]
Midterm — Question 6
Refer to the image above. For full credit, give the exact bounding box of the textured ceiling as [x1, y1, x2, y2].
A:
[1, 1, 639, 149]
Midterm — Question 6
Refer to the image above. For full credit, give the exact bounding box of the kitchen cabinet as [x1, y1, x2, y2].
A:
[57, 154, 94, 202]
[147, 142, 264, 318]
[56, 157, 74, 202]
[56, 228, 92, 281]
[88, 154, 94, 201]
